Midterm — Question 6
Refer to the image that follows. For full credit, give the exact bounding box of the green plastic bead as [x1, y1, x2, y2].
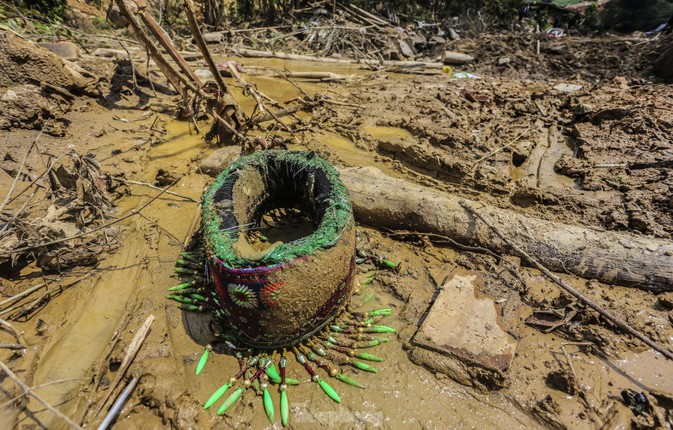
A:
[336, 373, 363, 389]
[196, 347, 209, 375]
[266, 363, 281, 383]
[358, 339, 383, 348]
[280, 389, 289, 427]
[355, 352, 383, 362]
[166, 295, 191, 304]
[263, 388, 275, 423]
[217, 387, 245, 415]
[317, 379, 341, 403]
[364, 325, 396, 333]
[190, 293, 207, 302]
[368, 308, 392, 317]
[167, 282, 191, 292]
[203, 383, 230, 409]
[352, 361, 378, 373]
[362, 274, 375, 285]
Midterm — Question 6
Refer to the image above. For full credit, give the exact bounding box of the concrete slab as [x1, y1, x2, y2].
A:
[411, 270, 518, 389]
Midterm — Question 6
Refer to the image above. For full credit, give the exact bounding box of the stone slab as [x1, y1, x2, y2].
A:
[198, 146, 240, 177]
[411, 270, 517, 389]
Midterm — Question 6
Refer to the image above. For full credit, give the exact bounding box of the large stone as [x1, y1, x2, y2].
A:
[37, 42, 80, 60]
[442, 50, 474, 65]
[203, 32, 224, 43]
[448, 28, 460, 40]
[398, 39, 415, 58]
[411, 270, 517, 390]
[198, 146, 240, 176]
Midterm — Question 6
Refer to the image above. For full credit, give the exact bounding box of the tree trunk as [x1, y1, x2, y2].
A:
[339, 166, 673, 292]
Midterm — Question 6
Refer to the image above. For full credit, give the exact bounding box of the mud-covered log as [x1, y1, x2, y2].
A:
[340, 166, 673, 292]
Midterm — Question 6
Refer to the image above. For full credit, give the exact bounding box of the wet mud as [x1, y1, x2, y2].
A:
[1, 34, 673, 430]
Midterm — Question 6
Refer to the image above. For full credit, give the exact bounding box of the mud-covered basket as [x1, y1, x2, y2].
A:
[201, 151, 356, 349]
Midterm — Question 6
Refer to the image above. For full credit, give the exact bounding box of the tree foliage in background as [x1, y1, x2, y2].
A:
[211, 0, 526, 25]
[17, 0, 67, 21]
[601, 0, 673, 32]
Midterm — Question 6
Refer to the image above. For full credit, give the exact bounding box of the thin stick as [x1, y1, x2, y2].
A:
[182, 204, 201, 248]
[0, 122, 48, 215]
[471, 127, 530, 165]
[0, 378, 88, 409]
[0, 317, 22, 342]
[93, 314, 154, 418]
[0, 360, 83, 429]
[0, 283, 47, 309]
[3, 153, 68, 208]
[117, 179, 198, 202]
[0, 188, 38, 236]
[225, 62, 298, 141]
[0, 343, 26, 350]
[183, 0, 227, 93]
[7, 181, 178, 254]
[460, 200, 673, 361]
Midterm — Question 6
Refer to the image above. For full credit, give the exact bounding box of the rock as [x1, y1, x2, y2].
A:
[497, 56, 511, 66]
[410, 271, 518, 390]
[198, 147, 240, 176]
[553, 83, 583, 93]
[448, 28, 460, 40]
[38, 42, 80, 60]
[428, 35, 446, 46]
[398, 39, 415, 58]
[92, 48, 127, 58]
[203, 32, 224, 43]
[442, 50, 474, 65]
[383, 49, 402, 61]
[409, 34, 427, 51]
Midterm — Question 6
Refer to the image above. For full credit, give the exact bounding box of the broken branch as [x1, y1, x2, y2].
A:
[459, 200, 673, 362]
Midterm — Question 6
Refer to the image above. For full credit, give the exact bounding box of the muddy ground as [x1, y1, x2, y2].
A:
[1, 21, 673, 430]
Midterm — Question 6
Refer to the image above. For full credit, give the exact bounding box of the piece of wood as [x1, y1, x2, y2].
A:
[93, 314, 154, 418]
[339, 166, 673, 291]
[442, 50, 474, 65]
[231, 48, 442, 68]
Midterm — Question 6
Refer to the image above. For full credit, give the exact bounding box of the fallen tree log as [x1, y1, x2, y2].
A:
[231, 48, 442, 68]
[339, 166, 673, 292]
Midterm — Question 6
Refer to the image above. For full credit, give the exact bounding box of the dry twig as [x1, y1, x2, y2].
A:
[0, 360, 83, 429]
[460, 200, 673, 361]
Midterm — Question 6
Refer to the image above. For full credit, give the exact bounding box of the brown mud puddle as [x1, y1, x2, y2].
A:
[2, 53, 673, 430]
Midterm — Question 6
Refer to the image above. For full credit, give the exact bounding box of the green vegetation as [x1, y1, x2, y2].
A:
[602, 0, 673, 32]
[18, 0, 67, 21]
